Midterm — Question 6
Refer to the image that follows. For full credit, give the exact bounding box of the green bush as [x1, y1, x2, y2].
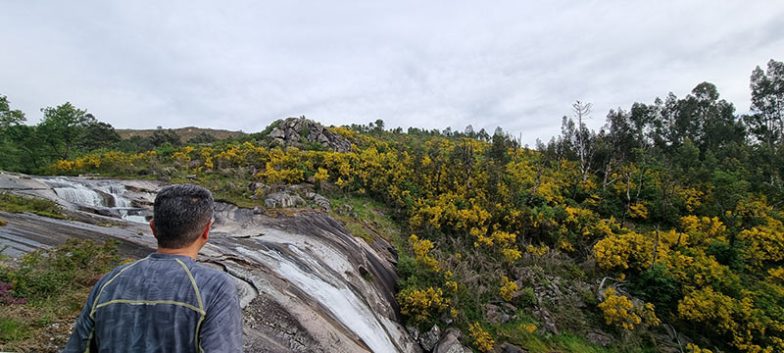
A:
[627, 264, 680, 313]
[0, 193, 65, 219]
[2, 239, 119, 302]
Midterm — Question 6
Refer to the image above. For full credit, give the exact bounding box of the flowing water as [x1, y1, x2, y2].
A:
[44, 177, 149, 223]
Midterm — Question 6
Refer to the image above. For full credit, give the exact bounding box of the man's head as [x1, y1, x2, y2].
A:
[151, 184, 214, 249]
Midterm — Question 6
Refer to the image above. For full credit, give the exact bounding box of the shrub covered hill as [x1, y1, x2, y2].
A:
[3, 59, 784, 353]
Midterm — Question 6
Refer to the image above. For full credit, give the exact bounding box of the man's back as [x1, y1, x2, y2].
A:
[63, 253, 242, 353]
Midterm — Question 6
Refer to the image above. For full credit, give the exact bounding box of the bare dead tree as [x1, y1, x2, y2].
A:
[572, 101, 594, 182]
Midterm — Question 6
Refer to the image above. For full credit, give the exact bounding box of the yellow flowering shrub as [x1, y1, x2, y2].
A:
[492, 230, 517, 247]
[397, 287, 449, 323]
[598, 287, 660, 331]
[558, 239, 575, 252]
[680, 215, 727, 245]
[629, 202, 649, 220]
[499, 275, 518, 302]
[409, 234, 440, 272]
[662, 249, 732, 287]
[501, 247, 522, 263]
[738, 220, 784, 268]
[470, 227, 494, 248]
[468, 322, 495, 353]
[445, 280, 458, 293]
[686, 343, 713, 353]
[313, 167, 329, 184]
[592, 216, 622, 238]
[769, 267, 784, 283]
[677, 286, 737, 333]
[525, 244, 549, 257]
[521, 323, 537, 334]
[593, 232, 654, 271]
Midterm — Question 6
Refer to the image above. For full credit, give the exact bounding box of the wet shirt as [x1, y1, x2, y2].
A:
[62, 253, 242, 353]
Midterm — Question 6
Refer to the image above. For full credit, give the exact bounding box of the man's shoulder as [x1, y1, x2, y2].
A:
[191, 262, 236, 289]
[98, 258, 146, 282]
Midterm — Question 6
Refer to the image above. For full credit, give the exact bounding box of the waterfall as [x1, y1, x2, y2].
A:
[44, 178, 148, 224]
[50, 178, 106, 207]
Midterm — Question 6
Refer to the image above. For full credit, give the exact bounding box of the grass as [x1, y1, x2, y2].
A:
[0, 239, 123, 352]
[493, 312, 658, 353]
[0, 317, 27, 342]
[328, 194, 402, 243]
[0, 192, 66, 219]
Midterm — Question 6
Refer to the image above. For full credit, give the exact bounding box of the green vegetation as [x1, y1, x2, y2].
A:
[0, 239, 122, 352]
[1, 58, 783, 352]
[0, 192, 65, 219]
[330, 195, 401, 243]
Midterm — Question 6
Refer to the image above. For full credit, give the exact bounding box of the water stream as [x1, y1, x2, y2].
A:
[44, 177, 149, 223]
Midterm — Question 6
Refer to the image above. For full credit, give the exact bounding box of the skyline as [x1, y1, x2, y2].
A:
[1, 1, 783, 145]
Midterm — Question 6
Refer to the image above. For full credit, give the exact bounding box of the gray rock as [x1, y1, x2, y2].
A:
[499, 343, 528, 353]
[420, 324, 442, 352]
[264, 192, 306, 208]
[434, 328, 472, 353]
[304, 192, 331, 211]
[484, 303, 512, 324]
[262, 117, 352, 152]
[269, 127, 285, 139]
[407, 325, 421, 342]
[586, 329, 613, 347]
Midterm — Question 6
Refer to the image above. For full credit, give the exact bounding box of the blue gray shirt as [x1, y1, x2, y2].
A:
[63, 253, 243, 353]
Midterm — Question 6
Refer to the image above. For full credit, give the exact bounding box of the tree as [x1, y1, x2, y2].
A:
[0, 95, 25, 128]
[187, 131, 217, 144]
[560, 101, 596, 182]
[149, 127, 182, 148]
[0, 95, 32, 171]
[746, 59, 784, 149]
[81, 117, 120, 150]
[37, 103, 93, 160]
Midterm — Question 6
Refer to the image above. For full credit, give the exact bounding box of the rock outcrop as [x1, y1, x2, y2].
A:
[433, 328, 472, 353]
[265, 117, 352, 152]
[0, 172, 419, 353]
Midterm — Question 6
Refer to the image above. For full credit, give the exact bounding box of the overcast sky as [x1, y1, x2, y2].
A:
[1, 1, 783, 145]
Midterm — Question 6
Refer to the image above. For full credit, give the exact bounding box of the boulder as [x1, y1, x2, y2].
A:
[304, 192, 331, 211]
[434, 328, 472, 353]
[420, 325, 441, 352]
[264, 192, 306, 208]
[499, 343, 528, 353]
[484, 303, 513, 324]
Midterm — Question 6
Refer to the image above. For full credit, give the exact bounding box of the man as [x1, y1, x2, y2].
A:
[63, 184, 242, 353]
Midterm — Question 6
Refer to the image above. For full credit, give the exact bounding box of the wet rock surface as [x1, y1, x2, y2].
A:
[0, 172, 419, 353]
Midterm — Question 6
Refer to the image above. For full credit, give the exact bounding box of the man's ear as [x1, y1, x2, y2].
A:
[200, 220, 211, 241]
[149, 219, 158, 239]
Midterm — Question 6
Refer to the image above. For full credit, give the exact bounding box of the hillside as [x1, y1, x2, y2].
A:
[2, 59, 783, 353]
[116, 126, 246, 141]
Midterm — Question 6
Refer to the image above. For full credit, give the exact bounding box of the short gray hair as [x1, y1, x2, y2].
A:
[152, 184, 214, 249]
